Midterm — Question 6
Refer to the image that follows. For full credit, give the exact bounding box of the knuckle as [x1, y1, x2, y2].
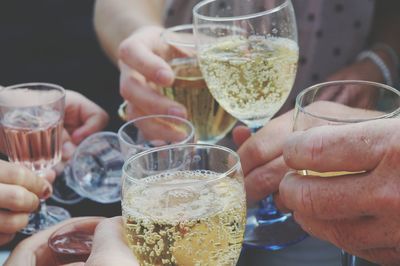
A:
[298, 183, 317, 215]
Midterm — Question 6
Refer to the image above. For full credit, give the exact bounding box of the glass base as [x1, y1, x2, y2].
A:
[20, 205, 71, 235]
[244, 209, 308, 250]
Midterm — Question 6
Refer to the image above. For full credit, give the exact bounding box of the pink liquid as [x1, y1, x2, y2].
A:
[49, 231, 93, 264]
[2, 108, 63, 172]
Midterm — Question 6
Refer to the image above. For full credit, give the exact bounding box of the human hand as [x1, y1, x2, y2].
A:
[232, 111, 293, 206]
[85, 217, 138, 266]
[118, 26, 187, 120]
[61, 90, 109, 161]
[281, 118, 400, 265]
[4, 217, 102, 266]
[0, 160, 52, 246]
[319, 61, 382, 107]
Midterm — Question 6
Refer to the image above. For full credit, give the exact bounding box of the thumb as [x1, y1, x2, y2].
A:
[86, 217, 138, 266]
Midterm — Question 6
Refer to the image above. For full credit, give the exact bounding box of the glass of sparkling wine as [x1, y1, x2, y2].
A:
[160, 24, 237, 144]
[193, 0, 304, 249]
[122, 143, 246, 265]
[0, 83, 71, 234]
[46, 115, 196, 259]
[293, 80, 400, 266]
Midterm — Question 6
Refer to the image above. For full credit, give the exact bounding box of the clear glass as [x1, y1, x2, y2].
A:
[122, 143, 246, 265]
[48, 217, 103, 264]
[0, 82, 71, 234]
[194, 0, 305, 249]
[293, 80, 400, 266]
[160, 24, 237, 144]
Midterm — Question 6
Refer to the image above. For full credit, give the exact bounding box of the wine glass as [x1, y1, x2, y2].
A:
[0, 82, 71, 234]
[292, 80, 400, 266]
[193, 0, 305, 249]
[122, 143, 246, 265]
[160, 24, 237, 144]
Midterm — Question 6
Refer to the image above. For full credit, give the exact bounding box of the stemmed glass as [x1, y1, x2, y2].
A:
[47, 114, 195, 258]
[160, 24, 237, 144]
[0, 83, 71, 234]
[193, 0, 304, 249]
[122, 143, 246, 265]
[292, 80, 400, 266]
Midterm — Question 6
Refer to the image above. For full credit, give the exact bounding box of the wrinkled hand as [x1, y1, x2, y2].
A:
[281, 119, 400, 265]
[118, 26, 187, 120]
[4, 217, 102, 266]
[61, 90, 109, 161]
[85, 217, 138, 266]
[232, 110, 293, 206]
[0, 160, 52, 246]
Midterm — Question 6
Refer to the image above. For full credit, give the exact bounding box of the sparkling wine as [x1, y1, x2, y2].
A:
[122, 170, 246, 266]
[161, 57, 237, 143]
[199, 36, 299, 128]
[1, 108, 63, 172]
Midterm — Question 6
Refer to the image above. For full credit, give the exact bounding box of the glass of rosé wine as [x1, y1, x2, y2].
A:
[0, 82, 71, 234]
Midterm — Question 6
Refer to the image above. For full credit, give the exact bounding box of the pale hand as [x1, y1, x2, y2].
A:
[281, 118, 400, 265]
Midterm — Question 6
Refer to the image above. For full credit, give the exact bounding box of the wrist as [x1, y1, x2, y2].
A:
[356, 49, 396, 86]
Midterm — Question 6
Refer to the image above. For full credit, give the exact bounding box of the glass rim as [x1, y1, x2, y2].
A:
[122, 143, 241, 187]
[161, 24, 196, 48]
[117, 114, 196, 150]
[0, 82, 66, 108]
[295, 80, 400, 123]
[193, 0, 291, 22]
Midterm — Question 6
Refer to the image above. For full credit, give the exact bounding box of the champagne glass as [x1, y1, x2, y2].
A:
[193, 0, 305, 249]
[0, 83, 71, 234]
[122, 143, 246, 265]
[47, 115, 195, 258]
[293, 80, 400, 266]
[160, 24, 237, 144]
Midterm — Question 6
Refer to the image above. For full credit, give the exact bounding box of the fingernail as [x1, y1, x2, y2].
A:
[42, 184, 53, 199]
[167, 107, 187, 118]
[156, 69, 174, 84]
[62, 141, 76, 159]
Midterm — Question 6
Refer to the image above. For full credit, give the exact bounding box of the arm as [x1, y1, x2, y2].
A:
[94, 0, 164, 63]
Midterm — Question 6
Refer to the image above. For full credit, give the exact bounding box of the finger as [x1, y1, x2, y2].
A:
[244, 156, 288, 206]
[0, 184, 40, 212]
[294, 213, 397, 251]
[0, 233, 15, 246]
[61, 129, 76, 161]
[0, 160, 52, 198]
[118, 33, 174, 86]
[283, 119, 392, 172]
[0, 210, 29, 234]
[71, 112, 108, 144]
[280, 171, 378, 219]
[238, 110, 292, 175]
[87, 217, 138, 266]
[232, 126, 251, 148]
[119, 65, 186, 118]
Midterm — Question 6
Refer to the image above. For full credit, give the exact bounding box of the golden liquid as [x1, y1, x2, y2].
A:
[199, 36, 299, 128]
[122, 170, 246, 266]
[300, 170, 365, 177]
[161, 58, 237, 143]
